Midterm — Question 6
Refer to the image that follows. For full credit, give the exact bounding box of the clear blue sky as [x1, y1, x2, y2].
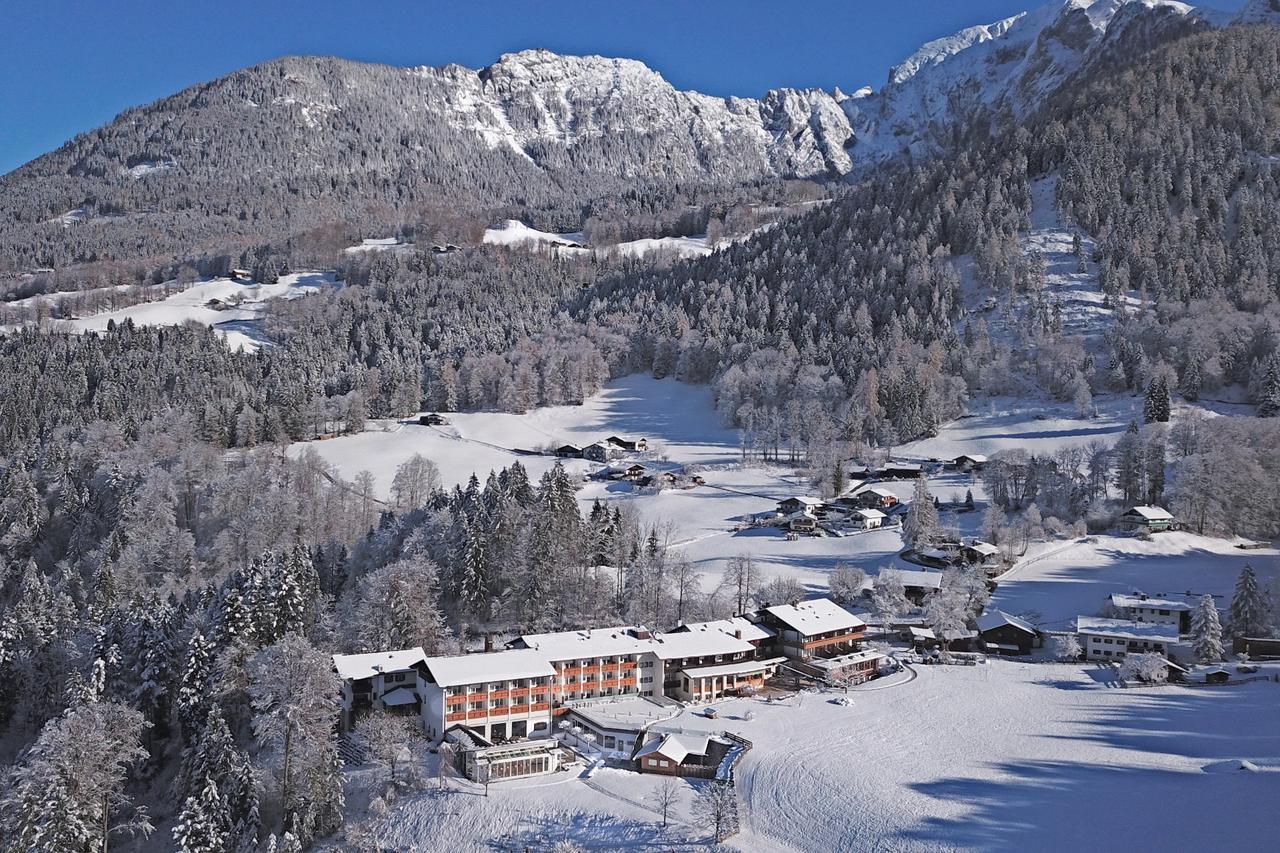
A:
[0, 0, 1248, 174]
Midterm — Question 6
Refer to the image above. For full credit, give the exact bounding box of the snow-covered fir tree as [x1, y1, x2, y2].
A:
[1190, 594, 1224, 664]
[1225, 564, 1272, 640]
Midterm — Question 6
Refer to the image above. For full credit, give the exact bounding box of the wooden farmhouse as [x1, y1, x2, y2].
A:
[976, 610, 1041, 655]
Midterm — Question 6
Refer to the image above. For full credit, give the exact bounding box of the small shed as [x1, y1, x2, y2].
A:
[418, 413, 449, 426]
[1204, 668, 1230, 685]
[952, 454, 989, 472]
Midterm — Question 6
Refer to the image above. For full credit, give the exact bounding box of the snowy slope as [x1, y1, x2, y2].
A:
[991, 532, 1279, 630]
[59, 271, 335, 352]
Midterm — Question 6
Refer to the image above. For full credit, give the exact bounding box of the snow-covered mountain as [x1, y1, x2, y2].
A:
[0, 0, 1267, 270]
[419, 49, 858, 177]
[843, 0, 1209, 162]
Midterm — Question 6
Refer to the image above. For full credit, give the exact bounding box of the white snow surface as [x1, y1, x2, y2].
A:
[350, 660, 1280, 852]
[482, 219, 723, 260]
[989, 531, 1280, 632]
[57, 271, 335, 352]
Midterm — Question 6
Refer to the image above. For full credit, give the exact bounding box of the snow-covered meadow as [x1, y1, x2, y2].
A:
[348, 660, 1280, 852]
[37, 271, 336, 352]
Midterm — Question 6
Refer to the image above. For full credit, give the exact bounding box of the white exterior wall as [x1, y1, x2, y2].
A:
[1082, 633, 1168, 661]
[1117, 605, 1183, 628]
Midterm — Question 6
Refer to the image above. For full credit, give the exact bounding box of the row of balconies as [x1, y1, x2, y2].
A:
[443, 702, 552, 722]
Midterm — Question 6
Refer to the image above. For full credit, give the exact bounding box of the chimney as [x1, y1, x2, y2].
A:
[735, 629, 743, 640]
[484, 632, 494, 653]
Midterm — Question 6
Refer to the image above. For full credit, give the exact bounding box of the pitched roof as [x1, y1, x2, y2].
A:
[976, 610, 1038, 636]
[636, 732, 710, 763]
[1124, 505, 1175, 521]
[682, 656, 787, 680]
[764, 598, 866, 636]
[645, 630, 755, 661]
[513, 625, 654, 659]
[964, 541, 1000, 556]
[1075, 616, 1179, 643]
[780, 496, 825, 506]
[673, 616, 776, 643]
[424, 649, 556, 688]
[954, 454, 988, 463]
[333, 647, 427, 680]
[855, 508, 886, 520]
[380, 686, 420, 706]
[880, 569, 945, 590]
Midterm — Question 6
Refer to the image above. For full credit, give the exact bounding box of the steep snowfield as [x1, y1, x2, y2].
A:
[354, 661, 1280, 852]
[59, 271, 336, 352]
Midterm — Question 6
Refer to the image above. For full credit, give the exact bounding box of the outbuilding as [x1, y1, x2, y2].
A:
[976, 610, 1040, 655]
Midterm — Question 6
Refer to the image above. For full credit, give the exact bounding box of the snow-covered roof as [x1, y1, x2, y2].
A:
[881, 569, 944, 590]
[764, 598, 866, 636]
[1075, 617, 1179, 643]
[682, 656, 786, 680]
[565, 695, 681, 731]
[920, 547, 954, 561]
[513, 626, 654, 659]
[855, 508, 887, 520]
[780, 496, 825, 507]
[864, 486, 897, 498]
[636, 733, 710, 764]
[424, 649, 556, 688]
[1110, 593, 1192, 612]
[977, 610, 1038, 635]
[380, 686, 419, 706]
[804, 650, 888, 672]
[954, 453, 988, 463]
[1123, 505, 1175, 521]
[646, 630, 755, 661]
[333, 647, 426, 680]
[909, 627, 937, 640]
[881, 461, 923, 471]
[674, 616, 776, 643]
[964, 541, 1000, 556]
[941, 628, 978, 641]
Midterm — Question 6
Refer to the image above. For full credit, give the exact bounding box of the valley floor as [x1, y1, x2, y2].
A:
[349, 659, 1280, 852]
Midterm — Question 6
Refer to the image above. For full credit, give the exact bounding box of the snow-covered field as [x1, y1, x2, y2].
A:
[353, 660, 1280, 852]
[897, 392, 1141, 462]
[992, 532, 1280, 632]
[48, 271, 336, 352]
[483, 219, 719, 260]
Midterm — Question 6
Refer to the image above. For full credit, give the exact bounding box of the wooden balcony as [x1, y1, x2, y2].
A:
[530, 702, 550, 712]
[802, 632, 864, 650]
[445, 711, 467, 723]
[466, 710, 489, 721]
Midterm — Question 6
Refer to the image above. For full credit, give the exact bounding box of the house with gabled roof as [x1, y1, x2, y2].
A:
[1119, 505, 1176, 532]
[756, 598, 866, 661]
[976, 610, 1040, 655]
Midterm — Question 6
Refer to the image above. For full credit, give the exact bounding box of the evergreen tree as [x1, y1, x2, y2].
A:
[1226, 565, 1272, 640]
[903, 477, 940, 549]
[173, 777, 230, 853]
[1143, 377, 1171, 424]
[1190, 594, 1223, 664]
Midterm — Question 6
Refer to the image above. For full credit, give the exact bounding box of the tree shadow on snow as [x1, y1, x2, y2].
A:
[490, 810, 702, 850]
[899, 685, 1280, 851]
